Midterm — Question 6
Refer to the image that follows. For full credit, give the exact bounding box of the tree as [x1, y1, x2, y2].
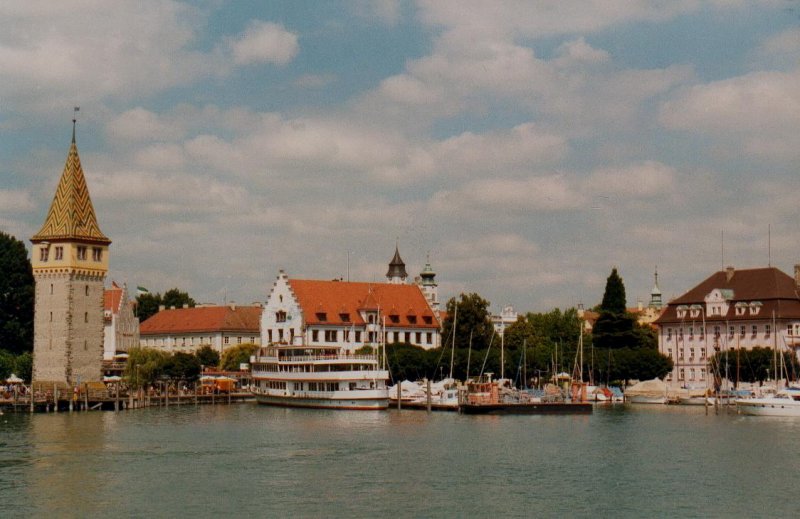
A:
[441, 293, 494, 351]
[600, 267, 626, 314]
[195, 345, 220, 368]
[164, 352, 201, 381]
[136, 287, 196, 322]
[124, 347, 170, 389]
[220, 343, 259, 370]
[0, 232, 34, 354]
[711, 347, 800, 385]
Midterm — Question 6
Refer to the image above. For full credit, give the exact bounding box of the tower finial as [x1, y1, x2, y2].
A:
[72, 106, 80, 143]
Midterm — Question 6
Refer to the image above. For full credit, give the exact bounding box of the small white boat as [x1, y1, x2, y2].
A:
[628, 395, 668, 404]
[736, 391, 800, 417]
[625, 378, 668, 404]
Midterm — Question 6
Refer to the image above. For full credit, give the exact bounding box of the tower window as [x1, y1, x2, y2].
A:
[50, 284, 53, 295]
[84, 312, 88, 323]
[40, 247, 49, 262]
[85, 285, 89, 296]
[92, 247, 102, 261]
[54, 246, 63, 260]
[77, 246, 87, 260]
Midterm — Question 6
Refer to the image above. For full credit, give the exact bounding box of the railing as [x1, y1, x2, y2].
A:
[253, 354, 380, 363]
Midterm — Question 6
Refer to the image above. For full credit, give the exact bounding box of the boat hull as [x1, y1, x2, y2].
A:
[627, 395, 667, 404]
[460, 402, 593, 415]
[254, 392, 388, 410]
[735, 398, 800, 417]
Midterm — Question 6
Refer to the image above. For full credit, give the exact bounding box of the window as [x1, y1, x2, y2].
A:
[339, 313, 351, 323]
[689, 348, 694, 359]
[426, 332, 432, 344]
[667, 348, 672, 358]
[368, 314, 375, 324]
[389, 315, 400, 324]
[700, 348, 706, 360]
[416, 332, 422, 343]
[325, 330, 337, 342]
[50, 312, 53, 322]
[50, 284, 53, 295]
[679, 348, 684, 359]
[92, 247, 102, 261]
[690, 368, 695, 380]
[84, 311, 88, 323]
[740, 325, 746, 338]
[276, 311, 286, 323]
[54, 246, 63, 260]
[407, 315, 417, 324]
[713, 325, 721, 338]
[355, 331, 362, 343]
[40, 247, 49, 262]
[85, 285, 89, 296]
[77, 246, 87, 260]
[237, 336, 242, 344]
[278, 329, 284, 341]
[765, 324, 771, 338]
[678, 328, 683, 339]
[667, 328, 672, 341]
[679, 368, 685, 381]
[224, 336, 230, 345]
[751, 325, 758, 337]
[688, 326, 694, 339]
[423, 316, 432, 325]
[312, 330, 319, 342]
[316, 312, 327, 322]
[267, 330, 273, 343]
[729, 326, 735, 338]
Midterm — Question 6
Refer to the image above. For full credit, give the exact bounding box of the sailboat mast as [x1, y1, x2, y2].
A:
[449, 305, 457, 380]
[501, 327, 505, 380]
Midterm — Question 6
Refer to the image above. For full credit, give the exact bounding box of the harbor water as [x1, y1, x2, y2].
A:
[1, 403, 797, 518]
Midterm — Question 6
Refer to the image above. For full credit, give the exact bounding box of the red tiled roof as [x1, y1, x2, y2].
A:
[654, 267, 800, 324]
[140, 306, 262, 335]
[288, 280, 439, 329]
[104, 281, 122, 313]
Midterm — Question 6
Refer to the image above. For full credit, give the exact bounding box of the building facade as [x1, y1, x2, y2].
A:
[262, 269, 441, 352]
[103, 282, 140, 360]
[491, 305, 519, 337]
[139, 304, 261, 354]
[654, 265, 800, 388]
[30, 124, 110, 384]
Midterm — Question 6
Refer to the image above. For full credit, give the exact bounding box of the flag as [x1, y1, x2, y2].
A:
[136, 286, 149, 296]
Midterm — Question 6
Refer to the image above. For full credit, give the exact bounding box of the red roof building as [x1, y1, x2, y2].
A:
[654, 265, 800, 388]
[103, 282, 139, 360]
[262, 270, 441, 351]
[140, 304, 262, 354]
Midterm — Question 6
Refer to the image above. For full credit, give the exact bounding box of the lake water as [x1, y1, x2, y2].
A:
[1, 403, 797, 518]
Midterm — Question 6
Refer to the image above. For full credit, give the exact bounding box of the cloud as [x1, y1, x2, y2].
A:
[660, 68, 800, 159]
[0, 189, 35, 212]
[351, 0, 402, 25]
[228, 21, 299, 65]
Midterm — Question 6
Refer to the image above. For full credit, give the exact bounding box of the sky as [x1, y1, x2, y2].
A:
[1, 0, 799, 314]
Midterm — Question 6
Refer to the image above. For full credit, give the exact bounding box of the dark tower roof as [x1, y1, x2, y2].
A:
[386, 245, 408, 280]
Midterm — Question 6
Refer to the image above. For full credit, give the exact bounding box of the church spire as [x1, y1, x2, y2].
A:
[386, 242, 408, 284]
[649, 266, 663, 309]
[31, 121, 110, 245]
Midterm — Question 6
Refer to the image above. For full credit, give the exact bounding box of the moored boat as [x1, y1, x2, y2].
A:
[459, 375, 592, 415]
[250, 344, 389, 410]
[736, 390, 800, 417]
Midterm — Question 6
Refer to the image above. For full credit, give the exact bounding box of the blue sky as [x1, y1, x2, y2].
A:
[1, 1, 799, 313]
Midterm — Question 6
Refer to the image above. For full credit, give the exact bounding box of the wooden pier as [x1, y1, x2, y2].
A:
[0, 381, 254, 413]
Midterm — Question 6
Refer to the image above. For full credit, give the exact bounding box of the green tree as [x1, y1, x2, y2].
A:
[0, 232, 34, 354]
[124, 347, 170, 389]
[164, 352, 201, 381]
[600, 267, 626, 314]
[14, 352, 33, 383]
[220, 343, 259, 370]
[135, 288, 196, 322]
[711, 347, 799, 385]
[195, 345, 220, 368]
[441, 293, 494, 351]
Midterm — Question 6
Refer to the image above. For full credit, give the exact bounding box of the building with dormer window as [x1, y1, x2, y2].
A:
[654, 265, 800, 388]
[262, 268, 441, 353]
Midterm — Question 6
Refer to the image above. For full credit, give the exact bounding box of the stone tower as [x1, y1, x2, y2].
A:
[30, 122, 110, 385]
[386, 244, 408, 284]
[418, 254, 438, 312]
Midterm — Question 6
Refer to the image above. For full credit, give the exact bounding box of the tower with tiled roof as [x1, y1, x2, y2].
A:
[649, 266, 663, 310]
[386, 244, 408, 284]
[30, 122, 110, 385]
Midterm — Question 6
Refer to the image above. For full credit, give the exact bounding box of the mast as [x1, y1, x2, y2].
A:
[500, 327, 505, 380]
[449, 305, 457, 379]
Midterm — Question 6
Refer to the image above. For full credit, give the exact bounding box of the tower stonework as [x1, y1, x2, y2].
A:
[30, 125, 110, 385]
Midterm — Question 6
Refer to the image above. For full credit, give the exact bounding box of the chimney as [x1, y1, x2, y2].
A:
[158, 304, 165, 312]
[795, 264, 800, 288]
[229, 301, 236, 311]
[725, 266, 735, 282]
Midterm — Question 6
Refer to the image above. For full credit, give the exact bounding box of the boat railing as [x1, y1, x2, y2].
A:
[253, 354, 380, 363]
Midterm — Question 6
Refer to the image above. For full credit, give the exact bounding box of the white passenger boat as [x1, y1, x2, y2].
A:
[250, 344, 389, 410]
[736, 390, 800, 417]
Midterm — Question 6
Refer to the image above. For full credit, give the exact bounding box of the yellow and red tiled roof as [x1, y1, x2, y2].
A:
[31, 134, 110, 244]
